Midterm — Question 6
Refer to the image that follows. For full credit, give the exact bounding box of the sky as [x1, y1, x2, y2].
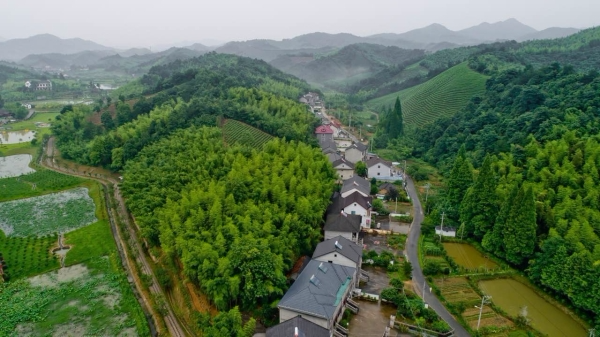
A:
[1, 0, 598, 48]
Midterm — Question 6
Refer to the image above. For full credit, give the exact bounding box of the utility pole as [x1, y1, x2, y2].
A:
[476, 295, 492, 331]
[403, 160, 407, 181]
[425, 183, 430, 203]
[395, 197, 398, 213]
[439, 212, 445, 242]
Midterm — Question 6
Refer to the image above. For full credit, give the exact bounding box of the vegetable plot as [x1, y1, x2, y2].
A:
[0, 187, 97, 237]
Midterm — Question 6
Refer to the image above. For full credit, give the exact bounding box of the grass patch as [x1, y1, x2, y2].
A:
[64, 220, 115, 266]
[3, 112, 59, 131]
[367, 62, 488, 127]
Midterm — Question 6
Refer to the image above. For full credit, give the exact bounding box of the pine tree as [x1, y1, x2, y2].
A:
[445, 146, 473, 224]
[504, 186, 537, 266]
[393, 96, 404, 137]
[460, 155, 499, 239]
[482, 183, 518, 257]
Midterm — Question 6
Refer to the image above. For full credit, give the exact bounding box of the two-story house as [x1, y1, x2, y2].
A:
[323, 213, 361, 243]
[277, 259, 356, 331]
[340, 176, 370, 198]
[328, 192, 372, 228]
[367, 157, 393, 178]
[344, 142, 367, 164]
[266, 315, 329, 337]
[332, 158, 354, 181]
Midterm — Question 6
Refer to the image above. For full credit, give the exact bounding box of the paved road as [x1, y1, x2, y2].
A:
[404, 174, 470, 337]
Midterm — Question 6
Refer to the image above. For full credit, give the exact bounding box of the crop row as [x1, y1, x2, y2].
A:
[222, 119, 274, 149]
[0, 233, 59, 280]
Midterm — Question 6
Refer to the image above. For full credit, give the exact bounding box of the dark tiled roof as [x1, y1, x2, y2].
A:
[340, 176, 370, 196]
[319, 137, 337, 153]
[324, 214, 361, 232]
[326, 192, 371, 214]
[348, 142, 367, 152]
[379, 182, 397, 192]
[332, 158, 354, 169]
[366, 157, 392, 168]
[277, 259, 355, 320]
[327, 153, 342, 163]
[312, 236, 363, 264]
[266, 315, 329, 337]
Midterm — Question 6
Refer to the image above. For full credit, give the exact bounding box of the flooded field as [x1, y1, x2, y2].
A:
[443, 242, 498, 270]
[0, 154, 35, 178]
[479, 278, 587, 337]
[0, 130, 36, 144]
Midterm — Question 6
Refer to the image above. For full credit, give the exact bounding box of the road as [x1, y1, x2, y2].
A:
[404, 174, 470, 337]
[42, 137, 187, 337]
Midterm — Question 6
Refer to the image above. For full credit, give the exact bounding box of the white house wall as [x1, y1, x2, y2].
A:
[341, 188, 368, 198]
[314, 252, 357, 269]
[279, 308, 330, 329]
[368, 164, 392, 178]
[335, 139, 353, 149]
[324, 230, 356, 242]
[337, 168, 354, 180]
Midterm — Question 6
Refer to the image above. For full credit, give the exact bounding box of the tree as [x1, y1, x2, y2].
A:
[392, 96, 404, 137]
[459, 155, 499, 239]
[355, 161, 367, 177]
[503, 186, 537, 266]
[482, 183, 518, 257]
[199, 306, 255, 337]
[116, 102, 132, 126]
[101, 112, 114, 130]
[0, 94, 4, 109]
[445, 146, 473, 224]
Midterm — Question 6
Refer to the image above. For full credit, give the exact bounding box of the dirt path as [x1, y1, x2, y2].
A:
[41, 137, 187, 337]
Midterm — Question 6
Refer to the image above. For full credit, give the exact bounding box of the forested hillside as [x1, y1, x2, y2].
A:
[51, 53, 336, 329]
[413, 63, 600, 330]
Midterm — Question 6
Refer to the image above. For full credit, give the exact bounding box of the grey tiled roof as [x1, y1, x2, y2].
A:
[327, 153, 342, 163]
[340, 176, 370, 196]
[324, 214, 361, 232]
[367, 157, 392, 168]
[266, 315, 329, 337]
[277, 259, 355, 320]
[312, 236, 363, 265]
[326, 192, 372, 214]
[332, 158, 354, 169]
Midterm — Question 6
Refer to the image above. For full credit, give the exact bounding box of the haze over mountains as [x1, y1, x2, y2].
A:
[0, 18, 582, 71]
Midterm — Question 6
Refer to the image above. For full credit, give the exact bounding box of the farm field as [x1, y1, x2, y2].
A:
[222, 118, 274, 148]
[0, 187, 97, 237]
[0, 154, 35, 178]
[479, 278, 587, 337]
[0, 257, 148, 336]
[4, 112, 59, 132]
[366, 62, 488, 127]
[0, 232, 59, 280]
[443, 242, 499, 271]
[0, 169, 83, 202]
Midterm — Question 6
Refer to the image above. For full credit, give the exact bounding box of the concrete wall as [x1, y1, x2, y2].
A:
[324, 230, 357, 242]
[314, 252, 357, 269]
[279, 308, 330, 329]
[337, 168, 354, 180]
[368, 164, 392, 178]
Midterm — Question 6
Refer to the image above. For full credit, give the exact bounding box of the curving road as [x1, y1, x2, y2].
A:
[404, 173, 470, 337]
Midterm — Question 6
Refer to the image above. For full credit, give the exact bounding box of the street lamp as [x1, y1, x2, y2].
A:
[475, 295, 492, 331]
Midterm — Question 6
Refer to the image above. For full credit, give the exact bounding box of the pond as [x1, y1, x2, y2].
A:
[0, 154, 35, 178]
[0, 130, 36, 144]
[479, 278, 587, 337]
[443, 242, 498, 270]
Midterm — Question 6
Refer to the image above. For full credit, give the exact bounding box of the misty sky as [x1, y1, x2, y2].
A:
[1, 0, 598, 48]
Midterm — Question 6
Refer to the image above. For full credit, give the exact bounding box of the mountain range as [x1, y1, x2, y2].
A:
[0, 19, 582, 71]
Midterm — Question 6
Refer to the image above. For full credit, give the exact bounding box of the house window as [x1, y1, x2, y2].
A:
[377, 172, 380, 176]
[351, 211, 355, 215]
[378, 165, 380, 168]
[334, 254, 337, 257]
[328, 260, 333, 263]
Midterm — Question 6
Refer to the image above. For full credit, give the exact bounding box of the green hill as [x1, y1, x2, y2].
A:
[367, 62, 487, 127]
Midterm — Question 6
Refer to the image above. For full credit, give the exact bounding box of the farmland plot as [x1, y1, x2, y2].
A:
[0, 187, 97, 237]
[0, 258, 147, 336]
[0, 154, 35, 178]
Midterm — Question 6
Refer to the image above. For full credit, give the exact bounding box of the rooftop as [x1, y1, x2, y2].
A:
[315, 124, 334, 134]
[340, 176, 370, 196]
[278, 259, 355, 320]
[313, 236, 363, 265]
[367, 157, 393, 168]
[324, 213, 362, 233]
[266, 315, 329, 337]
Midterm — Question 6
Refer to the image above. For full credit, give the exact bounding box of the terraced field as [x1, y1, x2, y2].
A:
[367, 63, 488, 127]
[222, 119, 274, 148]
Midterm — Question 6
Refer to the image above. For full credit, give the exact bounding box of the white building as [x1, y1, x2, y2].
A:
[435, 226, 456, 237]
[323, 213, 362, 243]
[367, 157, 393, 178]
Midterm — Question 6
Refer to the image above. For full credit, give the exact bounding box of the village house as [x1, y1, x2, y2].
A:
[315, 124, 334, 143]
[277, 259, 357, 333]
[25, 80, 52, 91]
[340, 176, 370, 198]
[367, 157, 393, 178]
[435, 226, 457, 238]
[323, 213, 362, 243]
[266, 315, 329, 337]
[331, 158, 354, 181]
[344, 142, 368, 164]
[328, 192, 372, 228]
[327, 152, 343, 164]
